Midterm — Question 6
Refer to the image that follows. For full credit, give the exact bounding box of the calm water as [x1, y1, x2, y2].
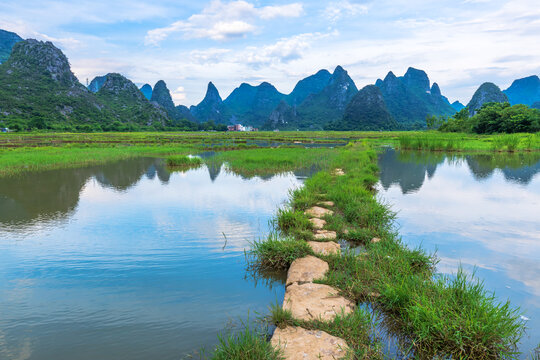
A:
[0, 158, 304, 360]
[377, 148, 540, 358]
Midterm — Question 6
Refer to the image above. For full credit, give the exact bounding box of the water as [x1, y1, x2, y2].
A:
[0, 158, 304, 360]
[377, 148, 540, 358]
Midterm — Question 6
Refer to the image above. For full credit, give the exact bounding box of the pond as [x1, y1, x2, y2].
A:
[0, 158, 304, 360]
[377, 148, 540, 358]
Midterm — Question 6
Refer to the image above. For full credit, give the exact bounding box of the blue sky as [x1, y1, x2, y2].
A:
[1, 0, 539, 106]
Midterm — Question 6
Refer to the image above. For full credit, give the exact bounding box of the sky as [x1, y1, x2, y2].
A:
[1, 0, 539, 106]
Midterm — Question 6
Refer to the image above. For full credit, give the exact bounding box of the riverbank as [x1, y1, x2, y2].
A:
[222, 141, 525, 359]
[1, 131, 538, 178]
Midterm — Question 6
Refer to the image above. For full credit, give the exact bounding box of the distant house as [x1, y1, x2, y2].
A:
[227, 124, 259, 132]
[1, 127, 9, 133]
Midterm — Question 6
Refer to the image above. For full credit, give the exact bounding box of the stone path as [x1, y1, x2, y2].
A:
[313, 230, 337, 240]
[286, 255, 328, 286]
[271, 326, 350, 360]
[272, 189, 353, 358]
[283, 282, 355, 321]
[307, 241, 341, 255]
[304, 206, 333, 218]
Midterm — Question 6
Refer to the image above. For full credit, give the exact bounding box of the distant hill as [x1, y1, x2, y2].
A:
[190, 82, 229, 123]
[375, 67, 456, 127]
[150, 80, 197, 123]
[451, 101, 465, 111]
[140, 84, 152, 100]
[223, 82, 285, 127]
[285, 69, 332, 106]
[96, 73, 169, 126]
[503, 75, 540, 106]
[532, 102, 540, 110]
[0, 29, 23, 64]
[88, 75, 108, 92]
[326, 85, 397, 131]
[467, 82, 508, 116]
[0, 39, 171, 130]
[296, 66, 358, 128]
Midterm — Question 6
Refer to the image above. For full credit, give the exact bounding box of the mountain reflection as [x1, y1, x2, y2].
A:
[378, 147, 540, 193]
[0, 157, 312, 227]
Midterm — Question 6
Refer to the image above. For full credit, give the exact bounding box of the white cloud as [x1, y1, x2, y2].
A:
[259, 3, 304, 20]
[323, 1, 368, 23]
[242, 31, 339, 67]
[171, 86, 187, 103]
[145, 0, 304, 45]
[190, 48, 232, 64]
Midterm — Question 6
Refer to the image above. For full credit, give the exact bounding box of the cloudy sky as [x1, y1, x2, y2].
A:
[1, 0, 539, 106]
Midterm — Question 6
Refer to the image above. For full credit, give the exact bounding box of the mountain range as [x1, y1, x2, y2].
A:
[1, 29, 539, 132]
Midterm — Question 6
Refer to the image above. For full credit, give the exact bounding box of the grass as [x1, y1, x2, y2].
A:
[166, 154, 202, 169]
[204, 147, 338, 177]
[398, 132, 540, 152]
[249, 141, 525, 359]
[211, 322, 283, 360]
[248, 234, 312, 271]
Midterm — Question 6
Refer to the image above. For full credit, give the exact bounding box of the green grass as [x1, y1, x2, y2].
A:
[0, 144, 194, 177]
[166, 155, 202, 167]
[248, 235, 312, 271]
[398, 132, 540, 152]
[250, 141, 525, 359]
[205, 147, 337, 177]
[211, 323, 283, 360]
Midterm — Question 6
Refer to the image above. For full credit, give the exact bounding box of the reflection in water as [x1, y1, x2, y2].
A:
[377, 148, 540, 358]
[0, 158, 304, 360]
[379, 148, 540, 193]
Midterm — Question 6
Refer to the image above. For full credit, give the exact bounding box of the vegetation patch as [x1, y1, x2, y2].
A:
[166, 155, 202, 169]
[250, 141, 525, 359]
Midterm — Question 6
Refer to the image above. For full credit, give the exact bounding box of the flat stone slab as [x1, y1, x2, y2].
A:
[304, 206, 333, 218]
[271, 326, 350, 360]
[318, 201, 334, 207]
[309, 218, 326, 230]
[333, 168, 345, 176]
[286, 256, 329, 286]
[308, 241, 341, 255]
[314, 230, 337, 241]
[283, 283, 355, 321]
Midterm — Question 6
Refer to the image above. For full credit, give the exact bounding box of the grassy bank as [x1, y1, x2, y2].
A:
[0, 144, 195, 177]
[398, 132, 540, 152]
[204, 147, 338, 177]
[241, 142, 524, 359]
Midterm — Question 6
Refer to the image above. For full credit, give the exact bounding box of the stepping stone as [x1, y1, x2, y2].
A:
[308, 241, 341, 256]
[309, 218, 326, 230]
[271, 326, 350, 360]
[304, 206, 333, 218]
[286, 256, 329, 286]
[314, 230, 337, 241]
[283, 283, 355, 322]
[333, 168, 345, 176]
[318, 201, 334, 207]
